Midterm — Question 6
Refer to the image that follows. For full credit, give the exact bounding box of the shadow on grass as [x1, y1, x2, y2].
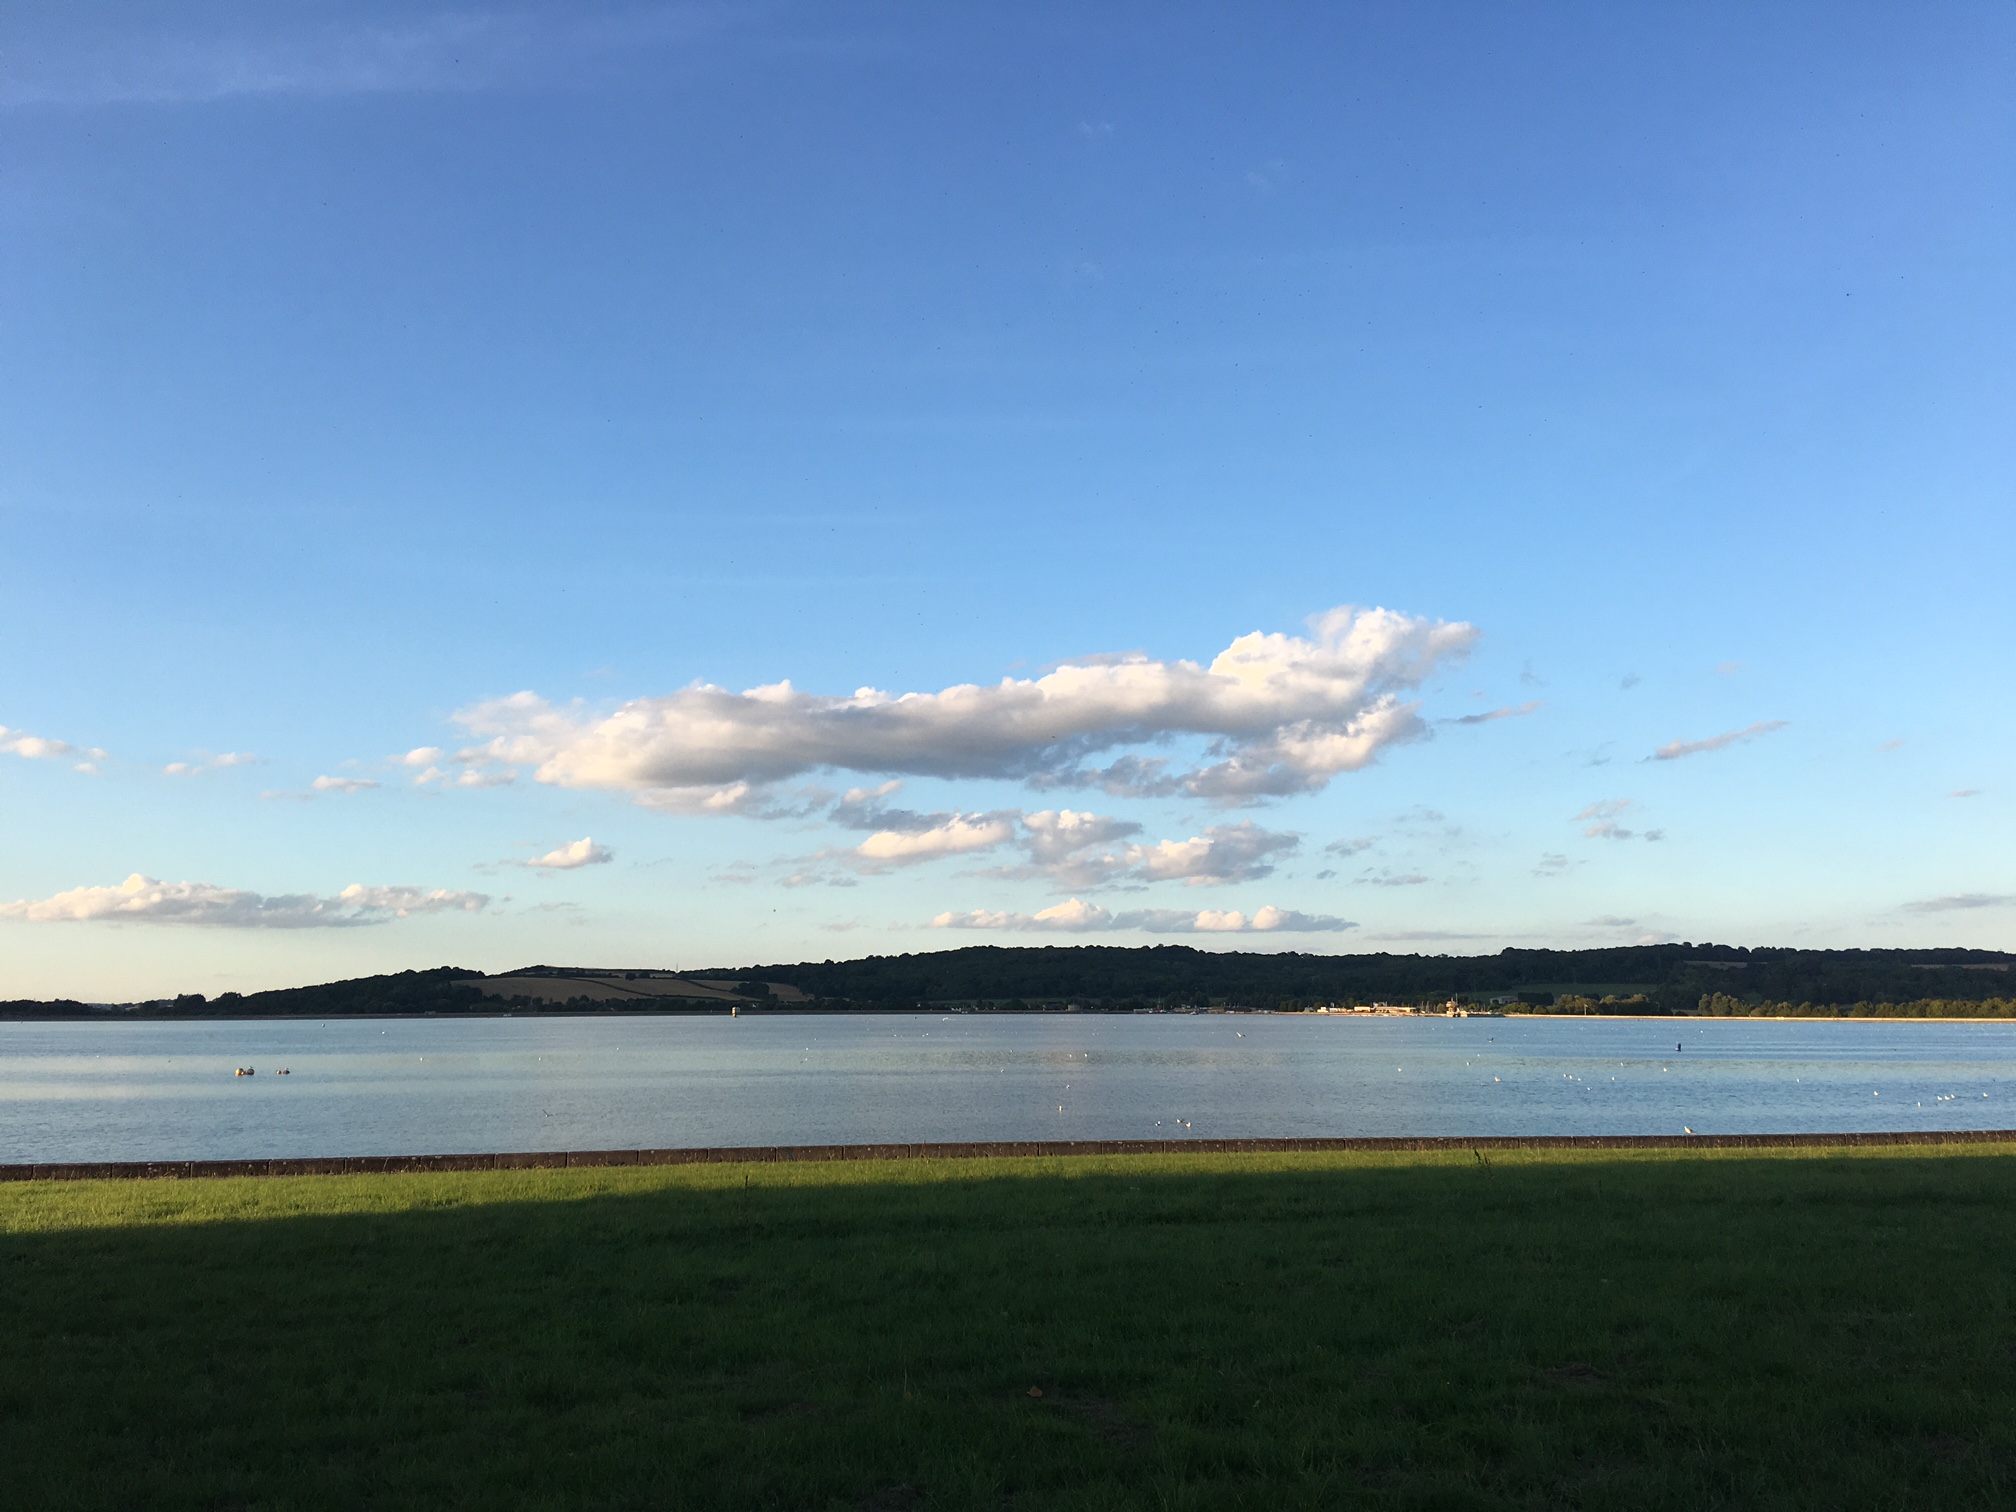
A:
[4, 1152, 2016, 1510]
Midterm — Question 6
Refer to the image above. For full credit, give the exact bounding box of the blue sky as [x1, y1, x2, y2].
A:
[2, 1, 2011, 999]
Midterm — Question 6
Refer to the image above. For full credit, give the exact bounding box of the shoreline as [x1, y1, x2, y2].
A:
[7, 1128, 2013, 1183]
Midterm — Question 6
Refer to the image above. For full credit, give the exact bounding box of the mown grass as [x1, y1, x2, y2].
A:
[4, 1147, 2016, 1510]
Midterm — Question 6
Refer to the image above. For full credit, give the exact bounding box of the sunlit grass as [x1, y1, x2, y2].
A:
[5, 1146, 2015, 1509]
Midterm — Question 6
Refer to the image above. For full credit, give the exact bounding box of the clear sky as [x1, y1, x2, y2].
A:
[3, 1, 2011, 1000]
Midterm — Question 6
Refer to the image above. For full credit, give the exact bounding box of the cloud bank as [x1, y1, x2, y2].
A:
[819, 787, 1301, 889]
[930, 899, 1354, 934]
[1, 875, 489, 928]
[450, 606, 1476, 809]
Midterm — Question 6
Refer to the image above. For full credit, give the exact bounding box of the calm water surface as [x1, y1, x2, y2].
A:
[3, 1013, 2013, 1163]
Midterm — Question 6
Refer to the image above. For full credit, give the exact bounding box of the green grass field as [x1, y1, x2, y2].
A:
[5, 1147, 2016, 1509]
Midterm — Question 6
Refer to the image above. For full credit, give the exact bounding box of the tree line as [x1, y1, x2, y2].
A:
[5, 946, 2013, 1018]
[1696, 992, 2016, 1019]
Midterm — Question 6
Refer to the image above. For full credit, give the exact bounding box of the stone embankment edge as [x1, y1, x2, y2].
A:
[4, 1129, 2014, 1182]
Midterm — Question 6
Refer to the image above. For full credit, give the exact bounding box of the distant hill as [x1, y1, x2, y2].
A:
[6, 943, 2013, 1018]
[694, 943, 2016, 1015]
[0, 965, 804, 1019]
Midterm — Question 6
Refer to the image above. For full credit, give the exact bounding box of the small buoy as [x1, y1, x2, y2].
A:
[234, 1067, 254, 1077]
[274, 1068, 290, 1076]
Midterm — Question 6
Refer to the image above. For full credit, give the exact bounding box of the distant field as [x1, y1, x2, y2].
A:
[6, 1148, 2016, 1509]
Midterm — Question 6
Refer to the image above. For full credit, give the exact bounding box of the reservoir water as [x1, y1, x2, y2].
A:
[3, 1013, 2013, 1163]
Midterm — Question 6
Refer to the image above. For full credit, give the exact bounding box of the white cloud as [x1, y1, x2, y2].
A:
[165, 751, 258, 776]
[930, 899, 1353, 934]
[2, 727, 77, 760]
[633, 779, 767, 814]
[808, 786, 1025, 872]
[855, 813, 1018, 866]
[988, 807, 1148, 887]
[1, 724, 106, 770]
[450, 605, 1476, 809]
[935, 897, 1114, 931]
[826, 799, 1303, 890]
[1651, 720, 1786, 761]
[332, 884, 489, 917]
[312, 775, 380, 794]
[524, 837, 614, 871]
[1124, 821, 1299, 886]
[0, 874, 488, 928]
[1021, 807, 1142, 862]
[831, 780, 901, 816]
[400, 746, 444, 766]
[414, 764, 517, 789]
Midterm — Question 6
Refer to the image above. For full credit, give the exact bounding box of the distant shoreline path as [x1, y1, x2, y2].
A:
[7, 1129, 2013, 1183]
